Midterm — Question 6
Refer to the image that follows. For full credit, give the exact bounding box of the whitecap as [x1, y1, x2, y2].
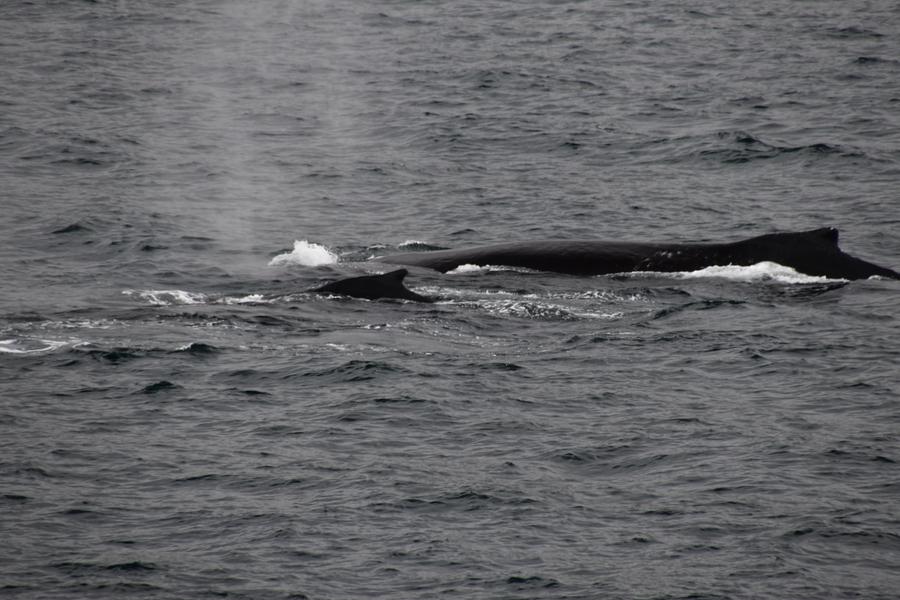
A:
[0, 338, 70, 354]
[123, 289, 209, 305]
[222, 294, 269, 305]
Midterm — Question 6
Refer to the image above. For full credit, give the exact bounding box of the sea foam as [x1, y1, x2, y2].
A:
[669, 261, 837, 284]
[122, 289, 209, 305]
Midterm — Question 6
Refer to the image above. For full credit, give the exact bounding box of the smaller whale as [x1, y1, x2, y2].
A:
[313, 268, 433, 302]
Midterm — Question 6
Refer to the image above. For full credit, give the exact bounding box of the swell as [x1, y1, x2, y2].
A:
[662, 130, 870, 166]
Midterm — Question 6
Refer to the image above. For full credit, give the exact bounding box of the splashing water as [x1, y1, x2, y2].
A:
[269, 240, 339, 267]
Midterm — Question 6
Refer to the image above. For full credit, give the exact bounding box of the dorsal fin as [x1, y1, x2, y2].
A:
[807, 227, 839, 246]
[385, 268, 408, 281]
[313, 268, 432, 302]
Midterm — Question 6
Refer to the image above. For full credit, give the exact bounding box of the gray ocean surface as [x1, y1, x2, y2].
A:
[1, 1, 899, 598]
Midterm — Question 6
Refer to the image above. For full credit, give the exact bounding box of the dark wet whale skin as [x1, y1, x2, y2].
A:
[314, 269, 434, 302]
[377, 228, 899, 281]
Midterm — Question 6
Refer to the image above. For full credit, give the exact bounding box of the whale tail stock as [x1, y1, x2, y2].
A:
[313, 268, 434, 303]
[732, 227, 900, 280]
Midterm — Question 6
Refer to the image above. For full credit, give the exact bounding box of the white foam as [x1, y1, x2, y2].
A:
[123, 289, 275, 306]
[447, 264, 536, 275]
[447, 261, 835, 284]
[123, 289, 209, 305]
[222, 294, 269, 305]
[38, 319, 119, 330]
[477, 300, 623, 321]
[269, 240, 338, 267]
[398, 239, 430, 248]
[553, 290, 647, 302]
[667, 262, 836, 284]
[0, 338, 69, 354]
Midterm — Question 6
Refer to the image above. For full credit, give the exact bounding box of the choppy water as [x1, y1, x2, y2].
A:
[2, 1, 899, 598]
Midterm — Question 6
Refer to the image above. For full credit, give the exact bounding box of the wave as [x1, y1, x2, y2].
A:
[0, 337, 71, 354]
[122, 289, 208, 305]
[823, 26, 884, 39]
[51, 222, 93, 234]
[696, 130, 866, 165]
[650, 130, 870, 166]
[140, 380, 181, 394]
[173, 342, 219, 355]
[121, 289, 270, 306]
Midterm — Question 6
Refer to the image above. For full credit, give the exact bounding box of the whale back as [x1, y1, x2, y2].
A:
[314, 269, 433, 302]
[379, 240, 650, 275]
[377, 228, 898, 280]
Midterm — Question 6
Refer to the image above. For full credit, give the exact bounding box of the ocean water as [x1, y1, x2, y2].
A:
[1, 1, 899, 598]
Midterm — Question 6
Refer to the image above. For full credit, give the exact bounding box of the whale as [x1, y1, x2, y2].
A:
[314, 268, 434, 302]
[313, 228, 898, 302]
